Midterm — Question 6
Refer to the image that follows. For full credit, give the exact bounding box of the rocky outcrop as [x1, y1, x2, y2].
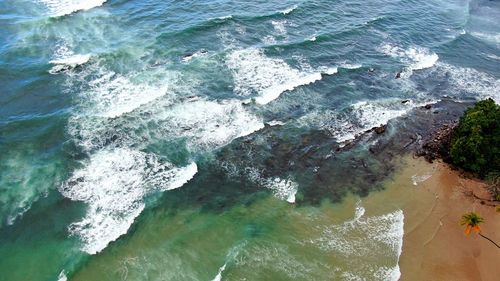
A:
[415, 121, 458, 163]
[214, 99, 473, 205]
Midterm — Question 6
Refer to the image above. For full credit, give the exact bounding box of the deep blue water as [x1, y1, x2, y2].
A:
[0, 0, 499, 280]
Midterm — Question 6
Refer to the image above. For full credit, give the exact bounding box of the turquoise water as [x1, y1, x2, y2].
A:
[0, 0, 499, 280]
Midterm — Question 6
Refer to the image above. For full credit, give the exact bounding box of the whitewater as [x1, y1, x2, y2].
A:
[1, 0, 499, 280]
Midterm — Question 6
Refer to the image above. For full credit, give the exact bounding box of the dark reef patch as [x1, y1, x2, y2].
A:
[215, 99, 473, 205]
[154, 99, 474, 213]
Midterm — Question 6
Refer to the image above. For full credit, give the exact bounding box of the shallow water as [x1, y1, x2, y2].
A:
[0, 0, 499, 280]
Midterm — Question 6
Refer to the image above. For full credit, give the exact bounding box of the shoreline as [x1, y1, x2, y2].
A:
[382, 156, 500, 281]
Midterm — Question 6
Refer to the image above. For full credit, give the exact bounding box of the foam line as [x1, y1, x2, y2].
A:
[227, 48, 337, 105]
[380, 43, 438, 77]
[59, 148, 197, 254]
[39, 0, 107, 17]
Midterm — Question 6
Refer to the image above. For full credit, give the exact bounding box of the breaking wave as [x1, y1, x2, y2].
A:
[433, 62, 500, 103]
[380, 43, 439, 78]
[152, 99, 264, 148]
[280, 5, 298, 15]
[59, 148, 197, 254]
[226, 48, 337, 105]
[49, 54, 91, 74]
[49, 43, 91, 74]
[244, 167, 298, 203]
[311, 203, 404, 281]
[39, 0, 107, 17]
[300, 99, 417, 143]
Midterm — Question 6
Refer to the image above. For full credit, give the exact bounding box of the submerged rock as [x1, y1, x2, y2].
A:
[415, 122, 457, 162]
[214, 99, 472, 205]
[373, 124, 387, 134]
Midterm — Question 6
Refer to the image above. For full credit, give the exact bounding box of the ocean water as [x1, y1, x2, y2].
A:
[0, 0, 499, 280]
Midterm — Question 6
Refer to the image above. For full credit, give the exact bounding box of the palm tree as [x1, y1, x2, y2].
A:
[461, 212, 500, 249]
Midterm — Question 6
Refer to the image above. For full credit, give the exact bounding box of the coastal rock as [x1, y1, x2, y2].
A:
[215, 99, 471, 205]
[415, 122, 458, 162]
[373, 125, 386, 134]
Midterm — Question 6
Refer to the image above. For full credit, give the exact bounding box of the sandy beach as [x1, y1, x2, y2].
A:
[382, 157, 500, 281]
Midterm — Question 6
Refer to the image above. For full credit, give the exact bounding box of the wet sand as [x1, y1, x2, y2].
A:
[382, 157, 500, 281]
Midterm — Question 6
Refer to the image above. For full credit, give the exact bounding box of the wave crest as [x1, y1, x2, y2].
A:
[60, 148, 197, 254]
[226, 48, 336, 105]
[300, 99, 418, 143]
[380, 43, 439, 77]
[39, 0, 107, 17]
[311, 204, 404, 281]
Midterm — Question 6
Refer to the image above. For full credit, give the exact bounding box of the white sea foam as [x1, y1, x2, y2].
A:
[406, 48, 439, 71]
[50, 54, 91, 66]
[380, 43, 439, 77]
[181, 49, 208, 62]
[69, 97, 263, 152]
[234, 242, 311, 279]
[316, 208, 405, 257]
[319, 66, 338, 75]
[210, 242, 246, 281]
[255, 72, 322, 105]
[262, 177, 298, 203]
[81, 70, 174, 118]
[340, 63, 362, 70]
[281, 5, 298, 15]
[266, 120, 285, 126]
[485, 53, 500, 61]
[311, 204, 404, 281]
[349, 100, 409, 136]
[262, 20, 289, 44]
[373, 266, 401, 281]
[271, 20, 287, 37]
[244, 168, 298, 203]
[49, 43, 91, 74]
[300, 99, 414, 143]
[57, 270, 67, 281]
[434, 62, 500, 103]
[49, 54, 91, 74]
[59, 148, 197, 254]
[62, 53, 263, 150]
[54, 40, 177, 120]
[226, 49, 336, 105]
[58, 56, 184, 151]
[211, 263, 226, 281]
[470, 31, 500, 45]
[1, 148, 58, 227]
[262, 35, 277, 45]
[340, 271, 363, 281]
[411, 174, 432, 186]
[353, 200, 365, 221]
[39, 0, 107, 17]
[216, 15, 233, 20]
[152, 99, 264, 149]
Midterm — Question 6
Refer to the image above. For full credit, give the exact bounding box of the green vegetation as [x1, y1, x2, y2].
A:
[461, 212, 500, 248]
[461, 212, 483, 235]
[486, 172, 500, 202]
[450, 98, 500, 177]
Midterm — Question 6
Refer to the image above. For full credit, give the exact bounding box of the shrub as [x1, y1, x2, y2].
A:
[450, 98, 500, 177]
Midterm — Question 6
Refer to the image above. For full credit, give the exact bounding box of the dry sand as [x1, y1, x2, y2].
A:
[383, 157, 500, 281]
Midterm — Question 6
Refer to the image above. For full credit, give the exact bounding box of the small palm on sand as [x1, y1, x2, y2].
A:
[461, 212, 500, 249]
